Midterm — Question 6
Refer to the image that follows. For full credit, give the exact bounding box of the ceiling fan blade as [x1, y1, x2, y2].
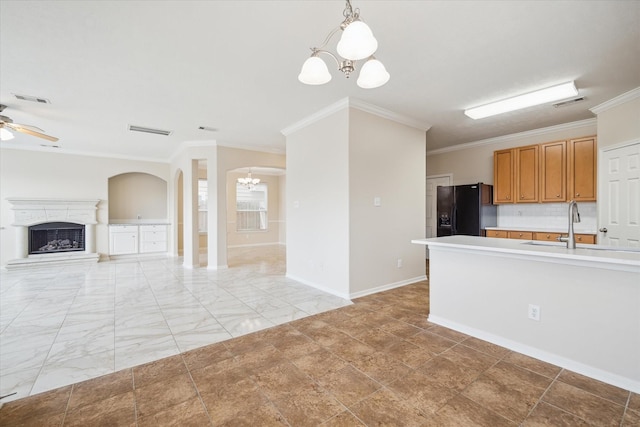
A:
[14, 123, 46, 133]
[6, 123, 59, 142]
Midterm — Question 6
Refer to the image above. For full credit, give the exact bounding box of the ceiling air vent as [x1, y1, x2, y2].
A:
[14, 94, 51, 104]
[553, 97, 585, 108]
[128, 124, 172, 136]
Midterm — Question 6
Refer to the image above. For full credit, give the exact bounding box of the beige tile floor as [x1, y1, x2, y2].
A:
[1, 247, 638, 426]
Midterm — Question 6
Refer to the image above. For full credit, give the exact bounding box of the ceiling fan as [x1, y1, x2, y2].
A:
[0, 104, 59, 142]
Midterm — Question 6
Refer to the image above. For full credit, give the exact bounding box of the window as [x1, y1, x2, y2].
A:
[198, 179, 207, 232]
[236, 183, 267, 231]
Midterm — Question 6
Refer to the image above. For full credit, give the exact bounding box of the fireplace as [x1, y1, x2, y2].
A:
[29, 222, 86, 254]
[7, 198, 100, 269]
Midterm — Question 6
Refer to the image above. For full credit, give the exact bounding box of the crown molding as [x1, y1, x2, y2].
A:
[590, 87, 640, 115]
[426, 118, 597, 156]
[281, 97, 431, 136]
[0, 143, 169, 164]
[216, 141, 286, 155]
[348, 98, 432, 131]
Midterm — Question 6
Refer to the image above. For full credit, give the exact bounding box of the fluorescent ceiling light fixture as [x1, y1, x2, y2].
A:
[464, 81, 578, 119]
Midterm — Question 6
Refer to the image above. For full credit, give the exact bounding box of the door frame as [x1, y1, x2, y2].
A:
[598, 138, 640, 246]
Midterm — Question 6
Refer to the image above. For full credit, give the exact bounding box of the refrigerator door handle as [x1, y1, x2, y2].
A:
[452, 205, 457, 234]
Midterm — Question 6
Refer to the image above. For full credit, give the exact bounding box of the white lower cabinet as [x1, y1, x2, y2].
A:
[109, 225, 139, 255]
[109, 224, 168, 255]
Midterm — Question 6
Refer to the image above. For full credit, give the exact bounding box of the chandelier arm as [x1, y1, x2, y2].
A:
[313, 49, 344, 68]
[313, 25, 342, 52]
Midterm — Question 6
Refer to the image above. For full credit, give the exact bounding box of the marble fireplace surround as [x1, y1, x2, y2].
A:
[6, 198, 100, 269]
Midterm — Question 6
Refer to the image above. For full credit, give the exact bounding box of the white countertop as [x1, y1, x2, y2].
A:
[412, 235, 640, 268]
[485, 226, 597, 234]
[109, 221, 169, 225]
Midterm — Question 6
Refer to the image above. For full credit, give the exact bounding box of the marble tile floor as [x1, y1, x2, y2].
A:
[1, 279, 638, 426]
[0, 245, 351, 404]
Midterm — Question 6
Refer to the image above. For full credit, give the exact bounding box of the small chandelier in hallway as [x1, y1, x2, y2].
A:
[237, 169, 260, 190]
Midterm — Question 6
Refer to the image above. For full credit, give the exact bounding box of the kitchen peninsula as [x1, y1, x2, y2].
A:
[412, 235, 640, 393]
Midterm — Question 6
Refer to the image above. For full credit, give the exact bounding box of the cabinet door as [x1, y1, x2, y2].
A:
[540, 140, 566, 202]
[568, 137, 597, 201]
[110, 230, 138, 254]
[493, 149, 513, 203]
[515, 145, 539, 203]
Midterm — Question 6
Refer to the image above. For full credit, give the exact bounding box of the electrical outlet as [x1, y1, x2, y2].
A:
[397, 258, 403, 268]
[528, 304, 540, 321]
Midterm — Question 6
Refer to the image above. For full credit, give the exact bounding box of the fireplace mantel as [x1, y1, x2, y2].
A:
[6, 198, 101, 269]
[8, 198, 100, 226]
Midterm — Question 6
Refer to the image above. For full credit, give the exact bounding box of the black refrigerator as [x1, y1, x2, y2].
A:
[436, 183, 497, 237]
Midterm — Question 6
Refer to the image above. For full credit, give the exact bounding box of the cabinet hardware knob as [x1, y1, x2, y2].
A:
[599, 227, 608, 233]
[556, 194, 560, 197]
[546, 234, 550, 238]
[576, 193, 580, 196]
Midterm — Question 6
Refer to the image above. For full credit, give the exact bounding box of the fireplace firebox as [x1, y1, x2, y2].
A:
[29, 222, 86, 254]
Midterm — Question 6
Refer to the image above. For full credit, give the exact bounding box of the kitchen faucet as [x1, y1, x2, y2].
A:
[558, 200, 581, 249]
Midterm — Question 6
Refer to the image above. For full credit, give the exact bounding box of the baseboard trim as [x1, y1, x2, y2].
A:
[285, 274, 352, 301]
[428, 314, 640, 393]
[227, 242, 286, 249]
[349, 275, 427, 299]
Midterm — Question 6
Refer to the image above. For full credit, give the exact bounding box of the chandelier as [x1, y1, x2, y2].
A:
[237, 170, 260, 190]
[298, 0, 390, 89]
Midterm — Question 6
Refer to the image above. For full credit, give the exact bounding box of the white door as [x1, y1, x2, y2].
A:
[426, 175, 452, 239]
[598, 141, 640, 247]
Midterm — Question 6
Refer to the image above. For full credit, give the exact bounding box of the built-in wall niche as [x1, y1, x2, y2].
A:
[108, 172, 167, 222]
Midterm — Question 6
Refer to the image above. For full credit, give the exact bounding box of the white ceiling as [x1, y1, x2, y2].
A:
[1, 1, 639, 162]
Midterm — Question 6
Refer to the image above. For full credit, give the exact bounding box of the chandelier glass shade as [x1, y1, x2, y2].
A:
[298, 56, 332, 85]
[237, 170, 260, 190]
[298, 0, 389, 89]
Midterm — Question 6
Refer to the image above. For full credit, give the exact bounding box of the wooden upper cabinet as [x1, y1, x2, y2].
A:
[568, 137, 597, 201]
[515, 145, 539, 203]
[567, 136, 597, 202]
[540, 140, 567, 202]
[494, 149, 514, 203]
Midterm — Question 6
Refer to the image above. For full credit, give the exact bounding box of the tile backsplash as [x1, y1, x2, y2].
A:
[497, 202, 597, 232]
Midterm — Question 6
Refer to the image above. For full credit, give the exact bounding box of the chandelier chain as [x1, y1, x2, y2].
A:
[343, 0, 360, 21]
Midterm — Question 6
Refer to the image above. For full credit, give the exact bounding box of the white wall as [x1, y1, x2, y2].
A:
[348, 108, 426, 296]
[285, 102, 427, 299]
[108, 172, 167, 222]
[595, 91, 640, 149]
[0, 148, 169, 266]
[286, 109, 351, 297]
[278, 174, 286, 244]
